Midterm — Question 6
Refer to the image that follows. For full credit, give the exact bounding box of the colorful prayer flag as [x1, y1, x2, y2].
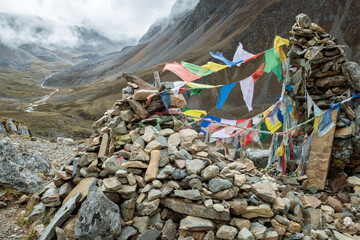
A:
[181, 61, 215, 77]
[162, 62, 202, 82]
[233, 43, 255, 67]
[217, 82, 238, 109]
[201, 62, 228, 72]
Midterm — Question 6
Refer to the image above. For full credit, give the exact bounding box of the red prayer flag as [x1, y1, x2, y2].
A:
[162, 62, 202, 82]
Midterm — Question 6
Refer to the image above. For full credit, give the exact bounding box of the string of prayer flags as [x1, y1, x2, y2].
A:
[201, 115, 222, 133]
[180, 61, 215, 77]
[232, 42, 255, 67]
[201, 62, 228, 72]
[263, 48, 285, 82]
[274, 36, 290, 62]
[217, 82, 238, 109]
[210, 51, 243, 67]
[162, 62, 201, 82]
[243, 119, 253, 146]
[239, 76, 254, 111]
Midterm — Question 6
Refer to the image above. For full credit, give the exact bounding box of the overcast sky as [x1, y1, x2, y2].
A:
[0, 0, 177, 43]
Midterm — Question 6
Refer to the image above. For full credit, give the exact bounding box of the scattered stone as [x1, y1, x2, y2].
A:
[179, 216, 214, 231]
[216, 225, 238, 239]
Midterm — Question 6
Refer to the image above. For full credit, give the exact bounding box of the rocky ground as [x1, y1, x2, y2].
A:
[0, 133, 78, 239]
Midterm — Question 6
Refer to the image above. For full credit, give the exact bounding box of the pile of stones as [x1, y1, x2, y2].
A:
[0, 117, 31, 136]
[288, 13, 360, 174]
[30, 71, 360, 240]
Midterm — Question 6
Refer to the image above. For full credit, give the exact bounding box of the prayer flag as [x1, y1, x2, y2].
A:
[233, 43, 255, 67]
[170, 81, 186, 95]
[201, 62, 228, 72]
[183, 109, 207, 120]
[318, 109, 335, 137]
[181, 61, 215, 77]
[274, 36, 290, 62]
[239, 76, 254, 111]
[160, 91, 171, 110]
[210, 52, 243, 67]
[190, 88, 205, 96]
[186, 82, 223, 89]
[217, 82, 238, 109]
[252, 62, 265, 82]
[162, 62, 201, 82]
[264, 48, 284, 81]
[265, 107, 282, 132]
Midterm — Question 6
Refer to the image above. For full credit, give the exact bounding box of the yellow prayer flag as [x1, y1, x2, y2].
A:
[274, 36, 290, 62]
[202, 62, 228, 72]
[265, 116, 282, 133]
[276, 145, 284, 157]
[186, 82, 223, 89]
[313, 112, 325, 135]
[183, 109, 207, 120]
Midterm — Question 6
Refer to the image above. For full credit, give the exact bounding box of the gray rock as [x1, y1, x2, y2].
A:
[185, 159, 205, 174]
[342, 61, 360, 91]
[333, 231, 353, 240]
[143, 126, 158, 143]
[107, 116, 121, 128]
[216, 225, 238, 240]
[179, 129, 198, 143]
[148, 189, 161, 201]
[238, 228, 255, 240]
[244, 148, 270, 168]
[174, 189, 202, 200]
[159, 150, 169, 167]
[0, 139, 50, 193]
[172, 169, 188, 180]
[39, 193, 81, 240]
[121, 198, 135, 222]
[208, 178, 233, 193]
[136, 199, 160, 216]
[5, 118, 17, 133]
[149, 212, 164, 230]
[102, 155, 127, 174]
[80, 167, 99, 178]
[201, 166, 220, 180]
[0, 201, 7, 208]
[203, 231, 215, 240]
[275, 215, 290, 226]
[56, 137, 76, 145]
[128, 99, 149, 119]
[118, 226, 137, 240]
[75, 185, 122, 239]
[133, 216, 149, 233]
[120, 110, 134, 122]
[176, 149, 192, 160]
[167, 132, 180, 146]
[252, 181, 277, 203]
[250, 222, 266, 239]
[114, 121, 127, 135]
[155, 136, 167, 147]
[179, 216, 214, 231]
[0, 124, 5, 134]
[59, 182, 72, 199]
[162, 219, 176, 240]
[17, 126, 30, 136]
[137, 229, 161, 240]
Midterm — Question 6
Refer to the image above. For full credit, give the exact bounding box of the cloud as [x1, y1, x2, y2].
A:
[0, 0, 177, 47]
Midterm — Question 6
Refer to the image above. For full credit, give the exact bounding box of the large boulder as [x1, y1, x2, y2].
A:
[244, 148, 270, 168]
[0, 138, 50, 193]
[75, 183, 122, 239]
[342, 62, 360, 91]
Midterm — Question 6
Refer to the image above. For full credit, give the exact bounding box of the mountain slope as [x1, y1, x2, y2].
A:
[45, 0, 360, 120]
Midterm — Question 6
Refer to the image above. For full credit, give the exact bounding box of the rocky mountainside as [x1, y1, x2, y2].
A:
[44, 0, 360, 122]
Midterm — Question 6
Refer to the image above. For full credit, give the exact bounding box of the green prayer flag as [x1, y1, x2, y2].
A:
[181, 61, 215, 77]
[259, 122, 268, 142]
[264, 48, 284, 82]
[190, 88, 205, 96]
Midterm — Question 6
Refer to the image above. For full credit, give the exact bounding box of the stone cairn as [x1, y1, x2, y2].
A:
[288, 13, 360, 174]
[0, 117, 31, 136]
[31, 16, 360, 240]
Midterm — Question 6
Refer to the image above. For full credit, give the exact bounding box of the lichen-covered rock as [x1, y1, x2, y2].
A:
[75, 184, 122, 239]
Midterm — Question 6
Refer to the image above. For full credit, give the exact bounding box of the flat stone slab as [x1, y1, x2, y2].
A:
[63, 177, 95, 205]
[39, 193, 81, 240]
[306, 109, 338, 190]
[161, 198, 230, 221]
